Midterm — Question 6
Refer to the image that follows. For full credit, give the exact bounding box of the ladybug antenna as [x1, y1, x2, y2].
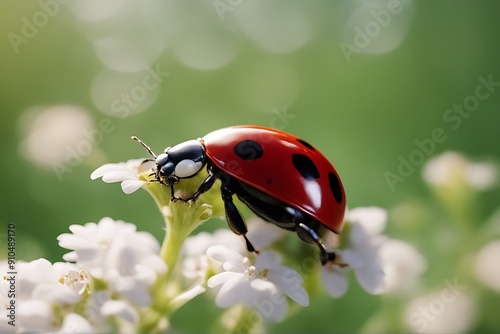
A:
[131, 136, 157, 158]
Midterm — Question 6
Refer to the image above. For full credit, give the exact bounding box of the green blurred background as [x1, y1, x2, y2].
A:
[1, 1, 499, 333]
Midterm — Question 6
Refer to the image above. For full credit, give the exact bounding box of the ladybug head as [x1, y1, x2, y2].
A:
[132, 137, 206, 185]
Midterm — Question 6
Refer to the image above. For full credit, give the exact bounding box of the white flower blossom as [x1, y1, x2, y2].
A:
[59, 270, 90, 295]
[90, 159, 154, 194]
[182, 219, 286, 285]
[320, 265, 349, 298]
[101, 300, 139, 324]
[59, 313, 94, 333]
[182, 229, 244, 284]
[404, 289, 476, 333]
[378, 239, 427, 294]
[245, 217, 288, 250]
[17, 105, 95, 168]
[1, 259, 83, 332]
[321, 207, 386, 298]
[423, 151, 497, 190]
[85, 291, 112, 327]
[474, 240, 500, 292]
[207, 245, 309, 322]
[57, 217, 167, 306]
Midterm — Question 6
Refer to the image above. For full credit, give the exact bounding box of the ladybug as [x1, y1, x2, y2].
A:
[133, 125, 346, 264]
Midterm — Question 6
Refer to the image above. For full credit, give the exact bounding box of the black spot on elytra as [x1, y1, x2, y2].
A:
[328, 172, 343, 203]
[292, 154, 320, 180]
[297, 138, 315, 151]
[234, 140, 263, 161]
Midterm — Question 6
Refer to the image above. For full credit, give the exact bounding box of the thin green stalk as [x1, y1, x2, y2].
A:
[137, 177, 215, 333]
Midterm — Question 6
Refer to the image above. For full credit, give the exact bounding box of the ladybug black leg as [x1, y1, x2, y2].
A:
[296, 223, 336, 265]
[221, 184, 257, 253]
[140, 158, 155, 165]
[172, 171, 217, 202]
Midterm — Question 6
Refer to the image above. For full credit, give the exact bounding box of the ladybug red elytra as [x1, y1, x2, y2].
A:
[133, 125, 346, 264]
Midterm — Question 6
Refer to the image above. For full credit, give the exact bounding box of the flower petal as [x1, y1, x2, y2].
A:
[121, 179, 146, 194]
[207, 271, 240, 288]
[60, 313, 94, 333]
[214, 275, 253, 307]
[90, 163, 119, 179]
[254, 250, 280, 269]
[169, 284, 206, 309]
[57, 234, 88, 250]
[138, 160, 155, 172]
[354, 262, 385, 295]
[342, 249, 365, 268]
[320, 267, 349, 298]
[102, 171, 137, 183]
[246, 218, 286, 250]
[268, 267, 309, 306]
[346, 207, 387, 235]
[475, 240, 500, 292]
[18, 300, 54, 332]
[263, 296, 288, 322]
[101, 300, 139, 324]
[207, 245, 244, 265]
[247, 282, 288, 322]
[90, 159, 145, 181]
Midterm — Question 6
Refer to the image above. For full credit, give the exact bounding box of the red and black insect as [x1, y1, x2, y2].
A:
[133, 125, 346, 264]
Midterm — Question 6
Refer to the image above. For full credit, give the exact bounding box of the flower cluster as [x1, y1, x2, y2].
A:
[5, 135, 498, 333]
[85, 158, 422, 330]
[1, 259, 88, 333]
[1, 217, 166, 333]
[58, 217, 167, 308]
[2, 154, 428, 333]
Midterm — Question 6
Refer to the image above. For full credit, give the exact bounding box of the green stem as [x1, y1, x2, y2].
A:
[160, 214, 198, 280]
[218, 305, 264, 334]
[137, 215, 198, 333]
[137, 180, 214, 333]
[141, 216, 202, 331]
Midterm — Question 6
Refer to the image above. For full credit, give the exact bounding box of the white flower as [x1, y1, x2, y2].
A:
[423, 151, 497, 190]
[474, 240, 500, 292]
[17, 105, 95, 168]
[320, 265, 349, 298]
[169, 284, 207, 310]
[378, 239, 427, 294]
[246, 217, 287, 250]
[403, 289, 476, 333]
[90, 159, 154, 194]
[182, 229, 244, 284]
[2, 259, 84, 332]
[207, 245, 309, 322]
[321, 207, 386, 298]
[57, 217, 167, 306]
[59, 270, 90, 295]
[85, 291, 112, 326]
[182, 219, 286, 286]
[101, 300, 139, 324]
[59, 313, 94, 333]
[17, 259, 83, 305]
